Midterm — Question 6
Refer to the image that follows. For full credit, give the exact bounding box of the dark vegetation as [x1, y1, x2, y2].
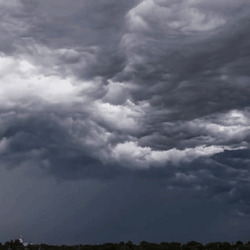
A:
[1, 240, 250, 250]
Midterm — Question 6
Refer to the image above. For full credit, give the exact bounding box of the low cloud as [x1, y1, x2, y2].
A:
[0, 0, 250, 243]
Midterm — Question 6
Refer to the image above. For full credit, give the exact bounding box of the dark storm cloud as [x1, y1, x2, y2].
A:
[17, 0, 137, 80]
[1, 0, 250, 182]
[1, 0, 250, 192]
[1, 0, 250, 244]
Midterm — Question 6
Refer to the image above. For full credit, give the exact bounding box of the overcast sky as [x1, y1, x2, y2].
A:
[0, 0, 250, 245]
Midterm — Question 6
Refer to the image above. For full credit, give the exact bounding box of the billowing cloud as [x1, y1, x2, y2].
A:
[0, 0, 250, 244]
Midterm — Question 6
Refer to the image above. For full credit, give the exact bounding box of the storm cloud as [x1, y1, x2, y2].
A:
[0, 0, 250, 245]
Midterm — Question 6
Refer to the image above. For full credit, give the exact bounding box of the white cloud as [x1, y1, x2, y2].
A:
[111, 141, 227, 169]
[0, 54, 88, 106]
[187, 110, 250, 146]
[94, 99, 146, 133]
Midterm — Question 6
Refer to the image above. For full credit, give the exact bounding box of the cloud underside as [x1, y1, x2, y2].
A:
[0, 0, 250, 214]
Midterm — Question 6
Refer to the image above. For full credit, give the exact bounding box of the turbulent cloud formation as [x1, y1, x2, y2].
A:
[0, 0, 250, 244]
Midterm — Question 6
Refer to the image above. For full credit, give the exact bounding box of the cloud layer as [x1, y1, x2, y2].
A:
[0, 0, 250, 244]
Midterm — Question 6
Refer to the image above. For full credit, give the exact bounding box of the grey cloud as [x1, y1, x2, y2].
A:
[0, 0, 250, 243]
[18, 0, 137, 80]
[0, 0, 249, 188]
[0, 107, 125, 180]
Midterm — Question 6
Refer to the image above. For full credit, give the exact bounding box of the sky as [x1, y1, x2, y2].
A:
[0, 0, 250, 245]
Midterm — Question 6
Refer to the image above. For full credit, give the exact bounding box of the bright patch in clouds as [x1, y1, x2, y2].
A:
[111, 141, 229, 168]
[94, 100, 145, 132]
[0, 55, 82, 105]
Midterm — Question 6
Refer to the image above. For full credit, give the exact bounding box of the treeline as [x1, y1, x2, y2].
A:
[1, 240, 250, 250]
